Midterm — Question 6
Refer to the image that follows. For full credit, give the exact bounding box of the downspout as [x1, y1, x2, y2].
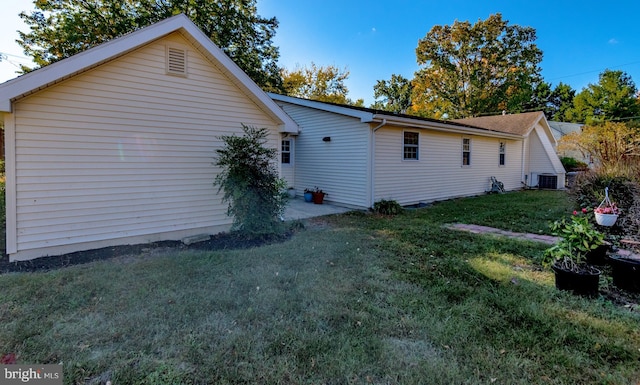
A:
[370, 119, 387, 208]
[521, 139, 527, 187]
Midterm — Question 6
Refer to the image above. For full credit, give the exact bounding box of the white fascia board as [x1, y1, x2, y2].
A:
[268, 93, 375, 123]
[0, 16, 189, 112]
[375, 114, 523, 140]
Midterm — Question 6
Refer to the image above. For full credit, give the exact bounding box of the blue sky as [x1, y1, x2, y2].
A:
[2, 0, 639, 106]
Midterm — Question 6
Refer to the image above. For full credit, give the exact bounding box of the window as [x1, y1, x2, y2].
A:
[499, 142, 506, 166]
[281, 139, 291, 164]
[462, 138, 471, 166]
[403, 131, 419, 160]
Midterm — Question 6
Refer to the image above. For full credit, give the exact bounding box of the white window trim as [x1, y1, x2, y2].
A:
[462, 137, 471, 167]
[499, 141, 506, 167]
[403, 131, 420, 161]
[281, 138, 293, 166]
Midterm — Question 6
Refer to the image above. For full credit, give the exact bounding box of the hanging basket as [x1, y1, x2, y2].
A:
[595, 212, 618, 226]
[594, 187, 619, 227]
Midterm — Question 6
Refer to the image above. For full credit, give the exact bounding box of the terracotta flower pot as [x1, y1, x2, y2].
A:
[312, 191, 325, 204]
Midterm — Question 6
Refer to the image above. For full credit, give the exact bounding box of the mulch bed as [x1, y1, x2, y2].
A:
[0, 231, 292, 274]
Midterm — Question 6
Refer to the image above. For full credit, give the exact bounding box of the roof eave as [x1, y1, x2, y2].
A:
[269, 93, 375, 123]
[373, 114, 523, 140]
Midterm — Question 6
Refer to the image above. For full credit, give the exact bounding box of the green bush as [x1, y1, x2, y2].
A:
[372, 199, 403, 215]
[213, 124, 288, 238]
[560, 156, 588, 172]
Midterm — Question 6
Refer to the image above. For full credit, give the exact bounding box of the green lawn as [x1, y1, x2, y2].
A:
[1, 190, 639, 384]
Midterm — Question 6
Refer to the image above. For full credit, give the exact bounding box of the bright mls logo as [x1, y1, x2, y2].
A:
[1, 365, 62, 384]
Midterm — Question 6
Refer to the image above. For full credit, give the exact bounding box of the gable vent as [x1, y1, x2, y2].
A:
[166, 46, 187, 76]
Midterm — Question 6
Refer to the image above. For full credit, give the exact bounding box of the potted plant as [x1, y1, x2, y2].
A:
[303, 188, 313, 203]
[287, 187, 296, 199]
[311, 187, 326, 204]
[543, 209, 605, 296]
[594, 187, 619, 226]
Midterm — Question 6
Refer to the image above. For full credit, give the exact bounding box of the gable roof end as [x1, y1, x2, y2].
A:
[0, 14, 298, 133]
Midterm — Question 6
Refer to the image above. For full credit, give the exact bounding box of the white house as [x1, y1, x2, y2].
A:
[454, 112, 566, 189]
[0, 14, 298, 261]
[270, 94, 564, 209]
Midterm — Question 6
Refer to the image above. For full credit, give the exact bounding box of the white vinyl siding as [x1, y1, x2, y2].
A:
[528, 124, 566, 189]
[375, 126, 522, 206]
[10, 32, 279, 259]
[275, 102, 370, 208]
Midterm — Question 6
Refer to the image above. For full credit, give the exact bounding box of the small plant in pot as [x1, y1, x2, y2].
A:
[311, 187, 326, 204]
[543, 208, 605, 296]
[303, 188, 313, 203]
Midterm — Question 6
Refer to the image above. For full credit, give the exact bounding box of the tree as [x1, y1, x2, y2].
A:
[213, 124, 287, 237]
[558, 122, 640, 172]
[17, 0, 283, 90]
[564, 70, 640, 124]
[522, 81, 576, 121]
[371, 74, 412, 113]
[523, 81, 552, 117]
[412, 13, 543, 119]
[549, 82, 576, 121]
[281, 63, 362, 105]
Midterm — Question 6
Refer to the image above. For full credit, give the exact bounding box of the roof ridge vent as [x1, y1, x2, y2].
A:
[166, 46, 187, 76]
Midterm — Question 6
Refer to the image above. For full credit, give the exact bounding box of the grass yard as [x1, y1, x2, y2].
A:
[1, 190, 640, 384]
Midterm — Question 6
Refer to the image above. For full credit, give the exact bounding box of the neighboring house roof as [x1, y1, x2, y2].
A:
[0, 14, 298, 133]
[452, 111, 546, 136]
[269, 93, 523, 140]
[548, 121, 583, 141]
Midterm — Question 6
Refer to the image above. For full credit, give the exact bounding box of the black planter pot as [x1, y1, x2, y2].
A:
[607, 255, 640, 293]
[586, 244, 609, 266]
[551, 264, 601, 296]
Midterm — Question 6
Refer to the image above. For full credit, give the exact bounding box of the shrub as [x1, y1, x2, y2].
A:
[372, 199, 403, 215]
[560, 156, 588, 172]
[214, 124, 288, 238]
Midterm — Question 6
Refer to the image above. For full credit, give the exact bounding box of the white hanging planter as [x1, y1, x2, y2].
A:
[594, 187, 619, 227]
[595, 212, 618, 226]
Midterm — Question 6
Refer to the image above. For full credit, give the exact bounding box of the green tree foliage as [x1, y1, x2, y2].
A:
[371, 74, 412, 113]
[522, 81, 576, 121]
[549, 82, 576, 121]
[17, 0, 283, 90]
[565, 70, 640, 124]
[213, 124, 287, 237]
[281, 62, 363, 105]
[412, 13, 543, 119]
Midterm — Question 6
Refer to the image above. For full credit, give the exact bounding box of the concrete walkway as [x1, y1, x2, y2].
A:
[445, 223, 560, 245]
[446, 223, 640, 260]
[283, 198, 355, 221]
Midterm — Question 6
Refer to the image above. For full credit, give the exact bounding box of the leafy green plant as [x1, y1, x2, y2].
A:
[372, 199, 403, 215]
[543, 209, 604, 272]
[214, 124, 288, 238]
